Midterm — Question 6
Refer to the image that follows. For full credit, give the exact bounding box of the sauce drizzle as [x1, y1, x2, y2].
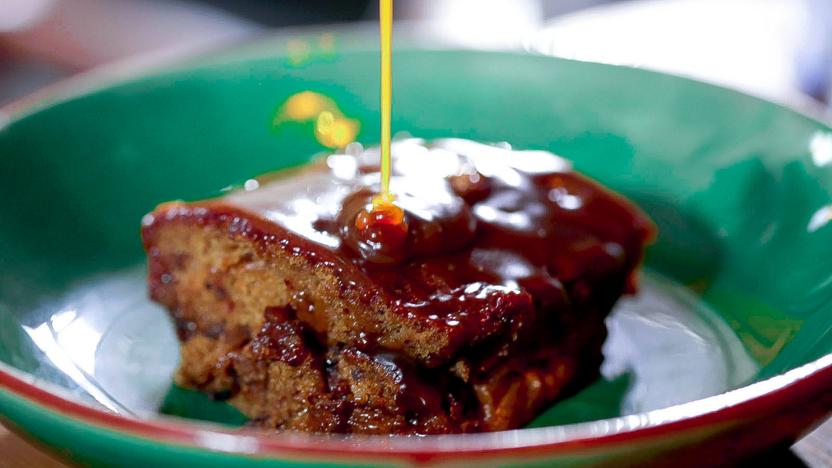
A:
[356, 0, 407, 241]
[379, 0, 394, 197]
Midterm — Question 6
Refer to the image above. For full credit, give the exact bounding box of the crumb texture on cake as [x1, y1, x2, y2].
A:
[142, 138, 654, 434]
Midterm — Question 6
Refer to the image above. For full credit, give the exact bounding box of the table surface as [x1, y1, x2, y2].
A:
[1, 417, 829, 467]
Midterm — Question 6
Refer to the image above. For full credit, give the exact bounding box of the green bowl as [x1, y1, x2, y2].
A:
[0, 33, 831, 467]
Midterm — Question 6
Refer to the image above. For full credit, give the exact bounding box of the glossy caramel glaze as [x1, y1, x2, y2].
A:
[145, 139, 654, 365]
[233, 139, 651, 268]
[228, 138, 652, 348]
[142, 138, 655, 434]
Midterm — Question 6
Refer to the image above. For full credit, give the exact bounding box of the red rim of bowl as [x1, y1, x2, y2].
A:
[1, 46, 831, 464]
[1, 355, 830, 463]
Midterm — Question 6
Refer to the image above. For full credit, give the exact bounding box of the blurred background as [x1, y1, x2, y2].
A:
[1, 0, 831, 112]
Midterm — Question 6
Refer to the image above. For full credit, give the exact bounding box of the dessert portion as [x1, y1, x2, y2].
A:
[141, 138, 654, 434]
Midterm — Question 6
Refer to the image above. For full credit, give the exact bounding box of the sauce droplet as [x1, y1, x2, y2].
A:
[353, 193, 409, 262]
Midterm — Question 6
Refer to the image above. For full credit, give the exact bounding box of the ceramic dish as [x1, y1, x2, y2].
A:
[0, 36, 830, 467]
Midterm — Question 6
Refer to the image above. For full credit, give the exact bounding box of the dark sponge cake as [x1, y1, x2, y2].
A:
[141, 138, 654, 434]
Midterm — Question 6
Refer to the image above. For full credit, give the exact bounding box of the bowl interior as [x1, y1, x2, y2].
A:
[0, 43, 831, 429]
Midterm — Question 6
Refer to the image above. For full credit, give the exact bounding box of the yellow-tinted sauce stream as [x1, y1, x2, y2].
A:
[356, 0, 405, 235]
[379, 0, 393, 198]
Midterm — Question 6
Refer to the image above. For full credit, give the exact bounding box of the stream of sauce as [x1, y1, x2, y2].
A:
[351, 0, 409, 252]
[379, 0, 393, 197]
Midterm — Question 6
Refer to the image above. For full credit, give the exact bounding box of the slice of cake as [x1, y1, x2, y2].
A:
[141, 138, 654, 434]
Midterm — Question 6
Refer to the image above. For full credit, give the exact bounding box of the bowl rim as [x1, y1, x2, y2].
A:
[1, 355, 830, 461]
[1, 44, 831, 462]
